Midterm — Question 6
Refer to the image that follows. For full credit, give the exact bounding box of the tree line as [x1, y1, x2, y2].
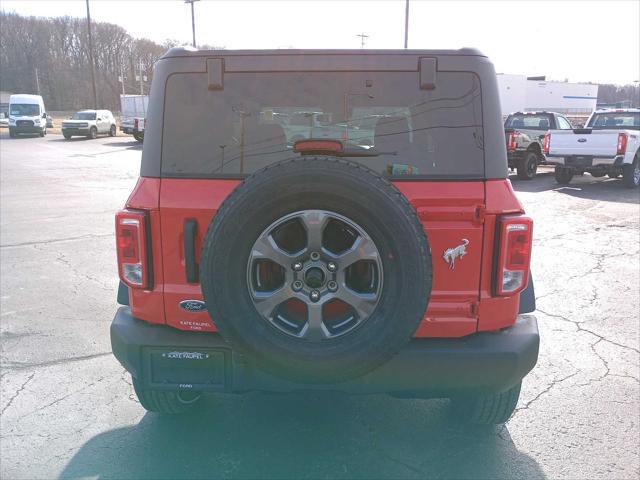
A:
[0, 11, 638, 112]
[0, 11, 213, 111]
[596, 84, 640, 107]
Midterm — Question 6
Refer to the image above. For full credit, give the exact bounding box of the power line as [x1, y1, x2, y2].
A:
[356, 33, 369, 49]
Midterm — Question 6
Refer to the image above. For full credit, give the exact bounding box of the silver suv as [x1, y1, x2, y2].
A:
[62, 109, 116, 140]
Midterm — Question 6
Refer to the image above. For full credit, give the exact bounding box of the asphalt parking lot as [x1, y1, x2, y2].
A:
[1, 131, 639, 479]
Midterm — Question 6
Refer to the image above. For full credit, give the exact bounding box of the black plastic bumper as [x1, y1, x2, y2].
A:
[111, 307, 539, 398]
[62, 128, 90, 135]
[9, 126, 43, 134]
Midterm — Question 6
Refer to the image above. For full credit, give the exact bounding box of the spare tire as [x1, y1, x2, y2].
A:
[200, 157, 432, 383]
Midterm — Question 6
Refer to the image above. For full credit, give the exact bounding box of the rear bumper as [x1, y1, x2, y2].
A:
[547, 154, 623, 167]
[111, 307, 539, 398]
[62, 127, 90, 135]
[120, 126, 143, 135]
[9, 125, 43, 134]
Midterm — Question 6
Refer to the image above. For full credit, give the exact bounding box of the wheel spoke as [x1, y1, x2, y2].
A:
[333, 287, 378, 320]
[331, 236, 379, 269]
[299, 210, 329, 252]
[248, 209, 383, 340]
[251, 286, 293, 318]
[302, 303, 327, 340]
[251, 235, 295, 269]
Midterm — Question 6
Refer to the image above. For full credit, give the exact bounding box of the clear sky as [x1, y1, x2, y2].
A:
[2, 0, 639, 84]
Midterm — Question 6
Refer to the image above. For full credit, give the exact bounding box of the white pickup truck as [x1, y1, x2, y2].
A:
[545, 108, 640, 188]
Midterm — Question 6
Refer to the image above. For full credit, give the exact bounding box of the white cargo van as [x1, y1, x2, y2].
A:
[8, 94, 48, 138]
[119, 94, 148, 142]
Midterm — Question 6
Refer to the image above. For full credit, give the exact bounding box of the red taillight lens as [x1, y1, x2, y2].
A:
[543, 133, 551, 154]
[495, 215, 533, 296]
[116, 210, 149, 289]
[617, 133, 628, 155]
[507, 131, 519, 151]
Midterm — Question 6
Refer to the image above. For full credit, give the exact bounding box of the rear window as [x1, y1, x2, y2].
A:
[587, 112, 640, 130]
[161, 70, 484, 179]
[504, 114, 552, 130]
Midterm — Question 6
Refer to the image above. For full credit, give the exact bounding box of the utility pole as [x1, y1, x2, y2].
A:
[35, 67, 40, 95]
[356, 33, 369, 49]
[404, 0, 410, 49]
[138, 61, 144, 95]
[119, 63, 126, 95]
[85, 0, 98, 109]
[185, 0, 200, 48]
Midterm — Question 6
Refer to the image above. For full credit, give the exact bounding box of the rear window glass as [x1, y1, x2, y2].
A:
[161, 70, 484, 178]
[587, 112, 640, 130]
[504, 114, 552, 130]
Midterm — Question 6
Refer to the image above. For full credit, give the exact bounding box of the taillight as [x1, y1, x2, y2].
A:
[134, 118, 139, 130]
[507, 131, 519, 151]
[495, 215, 533, 296]
[116, 209, 150, 289]
[617, 133, 628, 155]
[543, 133, 550, 154]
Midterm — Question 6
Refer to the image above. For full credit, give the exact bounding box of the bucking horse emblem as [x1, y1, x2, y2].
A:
[443, 239, 469, 270]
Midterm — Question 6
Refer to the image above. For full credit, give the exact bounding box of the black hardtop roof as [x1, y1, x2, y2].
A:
[161, 47, 486, 59]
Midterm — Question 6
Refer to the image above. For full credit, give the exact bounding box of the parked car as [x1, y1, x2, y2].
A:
[545, 108, 640, 188]
[61, 109, 116, 139]
[0, 113, 8, 127]
[8, 94, 48, 137]
[111, 48, 538, 424]
[120, 94, 148, 142]
[504, 111, 573, 179]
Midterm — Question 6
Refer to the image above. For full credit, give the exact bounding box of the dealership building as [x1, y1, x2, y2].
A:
[497, 74, 598, 118]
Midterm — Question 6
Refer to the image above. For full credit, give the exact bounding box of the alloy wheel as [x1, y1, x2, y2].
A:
[247, 210, 383, 341]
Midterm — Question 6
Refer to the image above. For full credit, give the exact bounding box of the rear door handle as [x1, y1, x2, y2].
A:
[184, 219, 199, 283]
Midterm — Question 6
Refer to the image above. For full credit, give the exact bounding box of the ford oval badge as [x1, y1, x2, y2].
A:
[179, 300, 206, 312]
[577, 138, 587, 143]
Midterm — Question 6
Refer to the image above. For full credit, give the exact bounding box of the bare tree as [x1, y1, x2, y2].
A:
[0, 12, 176, 111]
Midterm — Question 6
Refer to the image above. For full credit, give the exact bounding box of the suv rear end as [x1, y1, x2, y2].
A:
[111, 49, 539, 424]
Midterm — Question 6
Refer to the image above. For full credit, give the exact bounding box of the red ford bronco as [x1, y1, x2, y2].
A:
[112, 48, 539, 424]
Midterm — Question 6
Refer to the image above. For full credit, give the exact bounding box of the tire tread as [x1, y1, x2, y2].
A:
[452, 382, 521, 425]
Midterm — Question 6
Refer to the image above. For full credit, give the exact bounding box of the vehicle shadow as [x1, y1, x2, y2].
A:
[48, 137, 92, 142]
[48, 136, 121, 143]
[60, 392, 546, 480]
[45, 136, 142, 152]
[510, 169, 640, 204]
[103, 139, 143, 149]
